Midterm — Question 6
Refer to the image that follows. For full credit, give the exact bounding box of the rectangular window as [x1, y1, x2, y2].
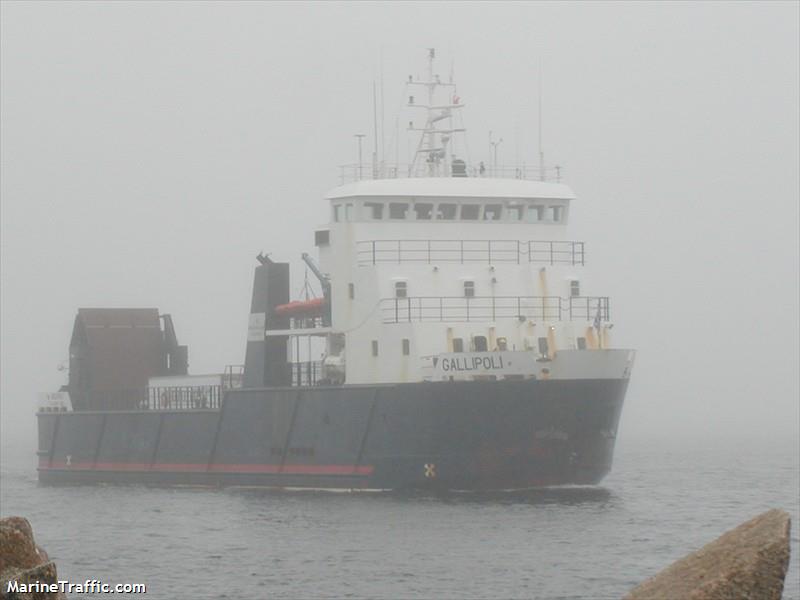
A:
[371, 340, 379, 357]
[463, 280, 475, 298]
[570, 280, 580, 297]
[348, 283, 355, 299]
[437, 203, 458, 220]
[538, 337, 549, 356]
[483, 204, 503, 220]
[395, 281, 407, 298]
[577, 337, 587, 350]
[496, 337, 508, 351]
[507, 204, 524, 221]
[402, 339, 410, 356]
[473, 336, 488, 351]
[389, 202, 409, 219]
[314, 230, 330, 246]
[345, 204, 354, 221]
[527, 205, 543, 222]
[452, 338, 464, 353]
[461, 204, 480, 220]
[552, 206, 563, 222]
[333, 205, 341, 222]
[364, 202, 384, 220]
[413, 203, 433, 220]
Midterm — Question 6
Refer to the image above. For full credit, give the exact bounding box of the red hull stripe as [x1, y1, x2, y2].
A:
[41, 461, 374, 476]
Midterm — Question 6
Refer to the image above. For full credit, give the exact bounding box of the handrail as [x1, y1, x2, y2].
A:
[291, 361, 323, 387]
[356, 239, 585, 266]
[81, 385, 224, 411]
[339, 163, 561, 184]
[380, 295, 608, 324]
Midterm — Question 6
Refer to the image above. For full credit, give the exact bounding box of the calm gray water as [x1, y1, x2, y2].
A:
[1, 436, 798, 600]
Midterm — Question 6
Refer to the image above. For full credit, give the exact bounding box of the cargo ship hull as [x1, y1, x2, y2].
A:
[37, 377, 627, 490]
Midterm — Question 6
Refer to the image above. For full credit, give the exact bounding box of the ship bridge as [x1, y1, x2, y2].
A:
[324, 177, 575, 227]
[271, 49, 617, 387]
[310, 174, 612, 386]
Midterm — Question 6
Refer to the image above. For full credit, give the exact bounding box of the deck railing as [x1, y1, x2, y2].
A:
[339, 163, 561, 185]
[357, 240, 585, 266]
[291, 361, 323, 387]
[80, 385, 224, 411]
[74, 365, 330, 411]
[380, 296, 609, 324]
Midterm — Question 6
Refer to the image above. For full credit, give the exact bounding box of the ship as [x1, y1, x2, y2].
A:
[37, 50, 635, 491]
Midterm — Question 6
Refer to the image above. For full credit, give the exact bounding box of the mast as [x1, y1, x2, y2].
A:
[407, 48, 465, 177]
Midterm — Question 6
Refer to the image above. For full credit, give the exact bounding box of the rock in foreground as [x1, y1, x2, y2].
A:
[625, 508, 792, 600]
[0, 517, 64, 600]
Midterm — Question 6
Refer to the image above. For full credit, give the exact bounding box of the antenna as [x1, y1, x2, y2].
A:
[395, 115, 400, 177]
[490, 132, 503, 176]
[538, 62, 545, 182]
[354, 134, 365, 181]
[380, 48, 385, 172]
[372, 81, 379, 178]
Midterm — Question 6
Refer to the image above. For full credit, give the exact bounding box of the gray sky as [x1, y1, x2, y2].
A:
[2, 1, 798, 450]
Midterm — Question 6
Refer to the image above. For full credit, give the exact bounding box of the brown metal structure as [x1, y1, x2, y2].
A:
[67, 308, 186, 410]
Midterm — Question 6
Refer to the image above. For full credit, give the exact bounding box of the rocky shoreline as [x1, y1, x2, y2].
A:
[0, 517, 64, 600]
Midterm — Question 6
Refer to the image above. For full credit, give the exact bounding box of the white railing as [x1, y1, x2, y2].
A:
[356, 240, 585, 266]
[339, 163, 562, 185]
[380, 296, 609, 324]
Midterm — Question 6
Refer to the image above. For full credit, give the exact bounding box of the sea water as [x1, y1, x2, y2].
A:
[1, 435, 798, 599]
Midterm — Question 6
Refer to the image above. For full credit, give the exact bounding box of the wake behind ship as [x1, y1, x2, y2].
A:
[37, 50, 635, 491]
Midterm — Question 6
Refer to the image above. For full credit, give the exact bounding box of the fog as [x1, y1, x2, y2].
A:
[2, 1, 798, 453]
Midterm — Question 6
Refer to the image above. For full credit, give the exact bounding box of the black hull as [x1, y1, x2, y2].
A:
[37, 378, 627, 491]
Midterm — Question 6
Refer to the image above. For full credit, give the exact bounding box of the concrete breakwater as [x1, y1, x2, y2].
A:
[0, 517, 64, 600]
[626, 509, 792, 599]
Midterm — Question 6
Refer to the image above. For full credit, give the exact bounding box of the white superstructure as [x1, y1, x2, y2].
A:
[291, 50, 623, 386]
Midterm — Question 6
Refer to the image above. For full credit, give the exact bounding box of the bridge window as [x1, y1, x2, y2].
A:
[365, 202, 384, 220]
[452, 338, 464, 352]
[570, 280, 580, 297]
[483, 204, 503, 220]
[345, 204, 354, 221]
[473, 336, 488, 351]
[550, 206, 563, 222]
[402, 339, 410, 355]
[437, 203, 458, 220]
[389, 202, 409, 219]
[333, 205, 341, 222]
[527, 205, 544, 222]
[395, 281, 407, 298]
[461, 204, 480, 220]
[414, 202, 434, 220]
[371, 340, 379, 357]
[463, 280, 475, 298]
[507, 204, 525, 221]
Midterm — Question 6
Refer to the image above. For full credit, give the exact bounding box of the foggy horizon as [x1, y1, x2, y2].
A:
[2, 1, 799, 452]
